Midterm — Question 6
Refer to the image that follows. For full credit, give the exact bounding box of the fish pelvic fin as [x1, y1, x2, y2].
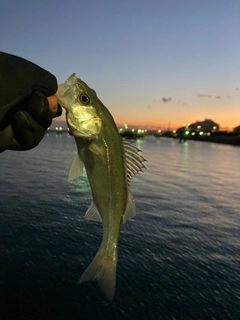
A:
[123, 139, 146, 183]
[68, 153, 84, 182]
[79, 245, 117, 300]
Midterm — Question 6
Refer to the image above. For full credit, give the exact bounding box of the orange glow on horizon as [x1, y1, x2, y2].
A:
[54, 88, 240, 132]
[53, 116, 239, 131]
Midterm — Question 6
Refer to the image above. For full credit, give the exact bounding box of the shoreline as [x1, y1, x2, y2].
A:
[163, 132, 240, 147]
[46, 129, 240, 147]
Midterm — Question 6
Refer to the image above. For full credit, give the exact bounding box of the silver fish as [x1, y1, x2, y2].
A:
[56, 74, 145, 299]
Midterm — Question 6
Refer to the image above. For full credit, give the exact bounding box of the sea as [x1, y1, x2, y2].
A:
[0, 134, 239, 320]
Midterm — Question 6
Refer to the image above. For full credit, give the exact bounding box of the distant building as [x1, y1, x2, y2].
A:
[176, 126, 185, 135]
[189, 119, 219, 133]
[233, 125, 240, 133]
[175, 119, 219, 137]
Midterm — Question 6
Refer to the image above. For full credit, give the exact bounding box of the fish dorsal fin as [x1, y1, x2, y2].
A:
[122, 190, 136, 224]
[68, 153, 84, 182]
[123, 139, 146, 183]
[85, 202, 102, 222]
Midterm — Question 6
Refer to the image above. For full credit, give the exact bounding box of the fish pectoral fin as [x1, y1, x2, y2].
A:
[84, 202, 102, 222]
[88, 142, 105, 161]
[122, 190, 136, 224]
[68, 153, 84, 182]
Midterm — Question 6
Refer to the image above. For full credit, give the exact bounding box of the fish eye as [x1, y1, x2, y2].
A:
[79, 94, 90, 105]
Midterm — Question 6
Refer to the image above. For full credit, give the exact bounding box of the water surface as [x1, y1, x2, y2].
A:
[0, 135, 239, 319]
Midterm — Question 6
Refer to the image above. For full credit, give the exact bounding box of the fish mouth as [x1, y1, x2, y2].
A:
[56, 73, 79, 108]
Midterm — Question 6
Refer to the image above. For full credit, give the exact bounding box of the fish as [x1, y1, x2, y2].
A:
[56, 74, 145, 299]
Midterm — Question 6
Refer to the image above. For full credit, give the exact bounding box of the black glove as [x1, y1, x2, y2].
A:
[0, 52, 62, 152]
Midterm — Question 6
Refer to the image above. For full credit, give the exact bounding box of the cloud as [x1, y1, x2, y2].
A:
[162, 97, 172, 102]
[197, 94, 221, 99]
[197, 94, 212, 98]
[236, 88, 239, 91]
[147, 105, 152, 109]
[177, 101, 187, 106]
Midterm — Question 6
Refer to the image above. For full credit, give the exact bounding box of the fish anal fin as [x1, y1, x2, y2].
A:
[68, 154, 83, 182]
[122, 190, 136, 224]
[85, 202, 102, 222]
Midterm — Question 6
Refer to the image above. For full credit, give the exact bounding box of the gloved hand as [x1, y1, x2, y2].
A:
[0, 52, 62, 152]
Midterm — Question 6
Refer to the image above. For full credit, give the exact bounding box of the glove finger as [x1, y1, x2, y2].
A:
[0, 125, 14, 152]
[26, 60, 58, 96]
[28, 92, 53, 129]
[12, 110, 47, 150]
[53, 104, 63, 118]
[12, 53, 58, 96]
[31, 71, 58, 96]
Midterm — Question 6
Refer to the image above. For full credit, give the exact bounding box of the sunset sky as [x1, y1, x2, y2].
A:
[1, 0, 239, 130]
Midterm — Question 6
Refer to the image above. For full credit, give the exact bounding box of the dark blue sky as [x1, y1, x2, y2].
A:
[1, 0, 239, 129]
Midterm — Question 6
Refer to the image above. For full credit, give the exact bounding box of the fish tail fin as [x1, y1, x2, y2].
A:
[79, 245, 117, 300]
